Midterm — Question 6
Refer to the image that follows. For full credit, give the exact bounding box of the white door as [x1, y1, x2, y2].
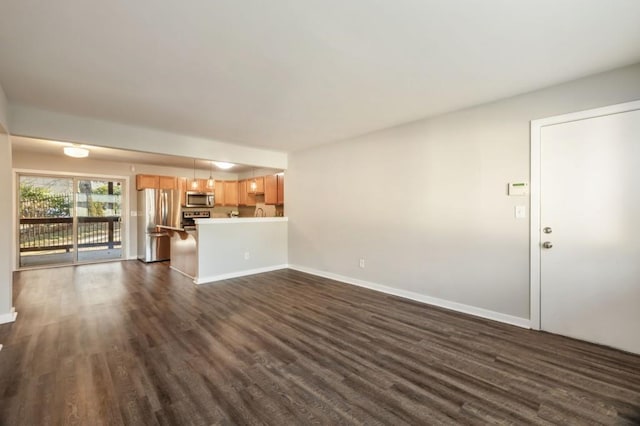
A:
[540, 108, 640, 354]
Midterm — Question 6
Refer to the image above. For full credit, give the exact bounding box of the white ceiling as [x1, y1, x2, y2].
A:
[1, 1, 640, 152]
[11, 136, 255, 173]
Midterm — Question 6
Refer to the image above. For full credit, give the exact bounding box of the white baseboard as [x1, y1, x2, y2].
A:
[169, 265, 195, 280]
[196, 264, 289, 285]
[288, 265, 531, 329]
[0, 307, 18, 325]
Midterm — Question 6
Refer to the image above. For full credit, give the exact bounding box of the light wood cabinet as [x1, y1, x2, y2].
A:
[264, 174, 278, 205]
[214, 180, 225, 206]
[178, 177, 187, 192]
[224, 181, 239, 206]
[238, 179, 257, 206]
[238, 180, 247, 206]
[185, 178, 211, 192]
[159, 175, 177, 190]
[178, 177, 187, 206]
[136, 174, 178, 190]
[186, 179, 196, 191]
[247, 191, 256, 207]
[199, 178, 214, 191]
[213, 180, 238, 206]
[277, 174, 285, 205]
[247, 176, 265, 194]
[136, 174, 159, 190]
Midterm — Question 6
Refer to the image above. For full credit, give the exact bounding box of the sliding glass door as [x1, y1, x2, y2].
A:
[18, 174, 125, 268]
[76, 179, 123, 262]
[18, 175, 75, 267]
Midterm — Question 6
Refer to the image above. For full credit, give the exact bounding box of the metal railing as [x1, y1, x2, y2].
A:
[19, 216, 121, 252]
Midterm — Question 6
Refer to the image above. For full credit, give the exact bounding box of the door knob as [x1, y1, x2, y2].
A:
[543, 227, 552, 234]
[542, 241, 553, 249]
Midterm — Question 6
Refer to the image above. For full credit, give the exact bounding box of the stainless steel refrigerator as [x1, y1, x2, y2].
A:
[137, 188, 181, 262]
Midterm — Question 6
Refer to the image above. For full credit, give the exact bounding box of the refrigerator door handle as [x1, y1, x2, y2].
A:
[161, 192, 168, 226]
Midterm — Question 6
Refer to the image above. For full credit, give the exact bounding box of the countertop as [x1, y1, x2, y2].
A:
[158, 225, 184, 231]
[195, 217, 288, 225]
[158, 217, 287, 230]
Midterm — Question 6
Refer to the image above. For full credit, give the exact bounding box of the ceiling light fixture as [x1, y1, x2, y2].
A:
[213, 161, 234, 170]
[63, 145, 89, 158]
[207, 161, 214, 189]
[191, 159, 199, 190]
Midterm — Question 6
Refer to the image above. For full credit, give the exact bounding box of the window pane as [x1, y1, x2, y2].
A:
[19, 175, 74, 267]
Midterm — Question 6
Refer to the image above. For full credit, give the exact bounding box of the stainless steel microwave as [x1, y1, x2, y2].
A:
[185, 192, 214, 207]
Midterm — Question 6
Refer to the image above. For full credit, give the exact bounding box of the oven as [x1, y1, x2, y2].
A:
[181, 210, 210, 230]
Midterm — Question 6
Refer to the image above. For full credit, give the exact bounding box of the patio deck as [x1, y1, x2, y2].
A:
[20, 248, 123, 267]
[19, 216, 123, 268]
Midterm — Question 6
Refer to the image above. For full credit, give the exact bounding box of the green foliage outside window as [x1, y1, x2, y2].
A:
[19, 184, 72, 218]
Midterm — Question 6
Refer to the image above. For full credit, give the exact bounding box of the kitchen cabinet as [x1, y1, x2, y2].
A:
[214, 180, 225, 206]
[224, 181, 239, 206]
[186, 178, 210, 192]
[264, 174, 278, 205]
[264, 174, 284, 205]
[178, 177, 187, 206]
[200, 178, 215, 191]
[238, 179, 257, 206]
[238, 180, 247, 206]
[136, 174, 177, 190]
[277, 174, 285, 205]
[247, 191, 256, 207]
[247, 176, 265, 194]
[214, 180, 238, 206]
[178, 177, 187, 192]
[159, 175, 177, 190]
[136, 174, 159, 190]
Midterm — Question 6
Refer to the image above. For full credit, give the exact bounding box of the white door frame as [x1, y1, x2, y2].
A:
[529, 99, 640, 330]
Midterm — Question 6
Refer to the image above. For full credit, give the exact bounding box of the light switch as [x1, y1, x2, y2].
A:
[515, 205, 526, 219]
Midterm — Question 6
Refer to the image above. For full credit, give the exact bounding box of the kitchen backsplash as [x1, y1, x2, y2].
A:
[191, 205, 281, 218]
[253, 203, 276, 217]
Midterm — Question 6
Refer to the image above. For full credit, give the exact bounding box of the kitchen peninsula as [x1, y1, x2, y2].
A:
[164, 217, 288, 284]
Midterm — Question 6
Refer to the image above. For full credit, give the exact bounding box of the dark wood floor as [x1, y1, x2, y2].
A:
[0, 263, 639, 425]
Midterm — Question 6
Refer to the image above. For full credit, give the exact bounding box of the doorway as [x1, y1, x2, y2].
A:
[18, 173, 125, 268]
[530, 100, 640, 355]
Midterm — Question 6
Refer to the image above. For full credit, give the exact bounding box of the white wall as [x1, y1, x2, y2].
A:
[237, 167, 283, 180]
[9, 105, 288, 170]
[0, 83, 14, 323]
[12, 151, 238, 265]
[287, 62, 640, 322]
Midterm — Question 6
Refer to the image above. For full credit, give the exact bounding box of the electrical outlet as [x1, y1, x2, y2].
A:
[359, 258, 365, 268]
[244, 252, 250, 260]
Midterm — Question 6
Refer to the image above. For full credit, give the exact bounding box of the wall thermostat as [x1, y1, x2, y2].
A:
[508, 182, 529, 196]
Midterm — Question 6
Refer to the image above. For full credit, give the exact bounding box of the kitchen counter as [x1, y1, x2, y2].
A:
[195, 217, 288, 225]
[194, 216, 288, 284]
[157, 225, 187, 232]
[161, 217, 288, 284]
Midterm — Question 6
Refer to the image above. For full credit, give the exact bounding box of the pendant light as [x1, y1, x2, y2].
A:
[250, 168, 257, 192]
[191, 159, 199, 190]
[206, 161, 214, 189]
